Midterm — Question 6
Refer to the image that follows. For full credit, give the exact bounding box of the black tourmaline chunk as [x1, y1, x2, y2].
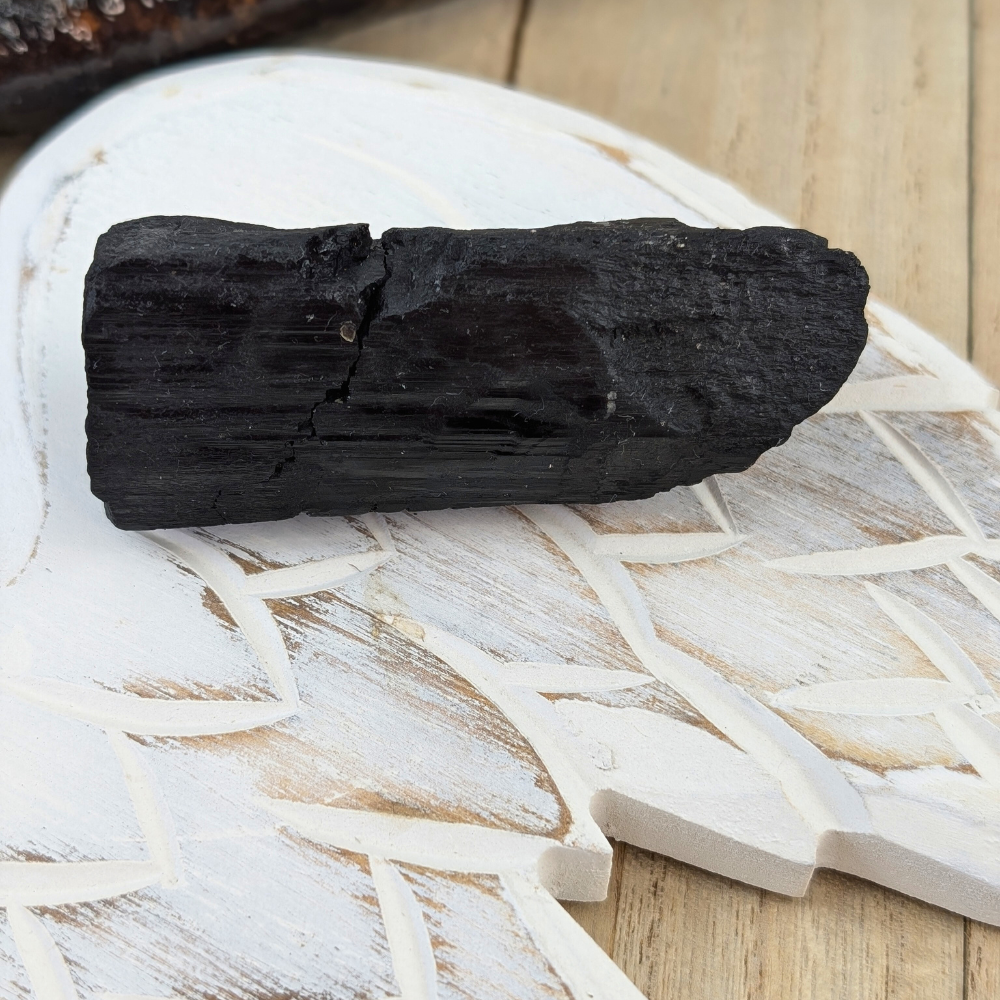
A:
[82, 216, 869, 529]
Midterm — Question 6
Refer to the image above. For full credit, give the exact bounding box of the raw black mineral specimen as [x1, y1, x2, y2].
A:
[82, 216, 869, 529]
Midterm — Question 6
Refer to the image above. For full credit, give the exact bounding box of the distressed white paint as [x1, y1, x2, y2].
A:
[262, 799, 563, 876]
[768, 535, 985, 575]
[821, 375, 1000, 413]
[774, 678, 970, 716]
[503, 664, 653, 693]
[240, 549, 393, 599]
[591, 531, 742, 563]
[950, 556, 1000, 617]
[865, 583, 994, 695]
[2, 51, 1000, 1000]
[0, 862, 160, 907]
[369, 858, 438, 1000]
[519, 504, 874, 839]
[144, 529, 300, 706]
[6, 905, 79, 1000]
[861, 412, 987, 540]
[388, 619, 613, 895]
[105, 731, 182, 884]
[0, 676, 293, 735]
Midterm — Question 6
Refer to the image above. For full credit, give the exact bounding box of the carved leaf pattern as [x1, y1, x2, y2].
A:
[775, 583, 1000, 788]
[766, 390, 1000, 790]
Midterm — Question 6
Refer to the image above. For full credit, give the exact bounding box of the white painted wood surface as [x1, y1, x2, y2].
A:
[1, 52, 999, 1000]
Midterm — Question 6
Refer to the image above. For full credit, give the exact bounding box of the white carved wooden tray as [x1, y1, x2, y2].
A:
[3, 52, 1000, 1000]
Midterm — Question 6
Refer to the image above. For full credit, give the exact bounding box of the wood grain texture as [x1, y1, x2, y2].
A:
[972, 0, 1000, 384]
[515, 0, 971, 356]
[966, 920, 1000, 999]
[562, 840, 625, 957]
[302, 0, 522, 81]
[577, 846, 964, 1000]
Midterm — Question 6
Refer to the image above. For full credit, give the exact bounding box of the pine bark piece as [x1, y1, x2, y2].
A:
[82, 216, 869, 529]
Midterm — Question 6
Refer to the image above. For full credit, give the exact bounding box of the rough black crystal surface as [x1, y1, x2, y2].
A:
[83, 216, 869, 529]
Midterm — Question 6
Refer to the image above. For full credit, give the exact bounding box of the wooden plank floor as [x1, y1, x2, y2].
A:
[2, 2, 998, 996]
